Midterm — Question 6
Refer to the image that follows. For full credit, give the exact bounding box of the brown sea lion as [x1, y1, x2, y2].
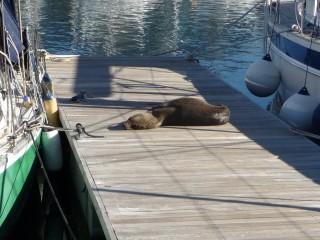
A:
[123, 97, 230, 130]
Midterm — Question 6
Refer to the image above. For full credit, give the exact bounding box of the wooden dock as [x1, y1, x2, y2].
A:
[47, 56, 320, 240]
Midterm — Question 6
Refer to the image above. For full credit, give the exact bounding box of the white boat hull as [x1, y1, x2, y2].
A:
[270, 41, 320, 103]
[245, 0, 320, 132]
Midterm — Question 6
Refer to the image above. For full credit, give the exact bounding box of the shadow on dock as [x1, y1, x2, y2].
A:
[57, 56, 320, 186]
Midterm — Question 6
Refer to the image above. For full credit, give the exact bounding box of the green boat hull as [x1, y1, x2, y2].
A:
[0, 130, 41, 236]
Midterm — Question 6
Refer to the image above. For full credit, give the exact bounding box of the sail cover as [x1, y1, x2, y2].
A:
[1, 0, 25, 63]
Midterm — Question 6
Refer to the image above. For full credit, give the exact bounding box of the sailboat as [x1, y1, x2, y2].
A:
[245, 0, 320, 134]
[0, 0, 47, 236]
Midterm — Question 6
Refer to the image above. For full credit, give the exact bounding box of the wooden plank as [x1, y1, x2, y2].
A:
[47, 56, 320, 240]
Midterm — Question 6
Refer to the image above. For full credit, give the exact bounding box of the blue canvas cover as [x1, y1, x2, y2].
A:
[2, 0, 25, 63]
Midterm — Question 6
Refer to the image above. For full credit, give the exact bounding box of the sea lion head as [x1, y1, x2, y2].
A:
[123, 111, 161, 130]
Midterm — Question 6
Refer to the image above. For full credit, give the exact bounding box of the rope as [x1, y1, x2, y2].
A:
[266, 0, 280, 55]
[191, 0, 265, 57]
[303, 15, 318, 87]
[23, 121, 104, 238]
[28, 122, 104, 138]
[153, 0, 264, 57]
[290, 126, 320, 140]
[40, 125, 74, 132]
[75, 123, 105, 139]
[24, 120, 105, 139]
[204, 28, 292, 55]
[28, 130, 77, 240]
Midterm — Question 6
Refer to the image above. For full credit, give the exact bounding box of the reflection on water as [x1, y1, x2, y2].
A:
[22, 0, 268, 106]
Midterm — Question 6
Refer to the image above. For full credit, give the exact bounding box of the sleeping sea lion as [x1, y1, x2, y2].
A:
[123, 97, 230, 130]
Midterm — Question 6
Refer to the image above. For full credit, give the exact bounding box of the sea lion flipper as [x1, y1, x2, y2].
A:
[150, 103, 168, 111]
[152, 107, 175, 117]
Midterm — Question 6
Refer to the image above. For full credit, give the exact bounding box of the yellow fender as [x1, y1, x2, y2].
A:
[44, 93, 61, 127]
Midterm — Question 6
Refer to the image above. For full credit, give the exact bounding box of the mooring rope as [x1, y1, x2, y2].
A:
[75, 123, 105, 139]
[290, 126, 320, 140]
[152, 0, 264, 58]
[23, 120, 104, 239]
[25, 121, 105, 139]
[28, 129, 78, 240]
[201, 28, 292, 55]
[40, 125, 74, 132]
[190, 0, 265, 57]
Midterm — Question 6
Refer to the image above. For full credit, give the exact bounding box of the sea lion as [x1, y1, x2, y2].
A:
[123, 97, 230, 130]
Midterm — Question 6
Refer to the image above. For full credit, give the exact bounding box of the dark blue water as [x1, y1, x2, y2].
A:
[22, 0, 269, 107]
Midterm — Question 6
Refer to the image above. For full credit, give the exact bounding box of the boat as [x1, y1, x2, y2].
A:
[245, 0, 320, 134]
[0, 0, 47, 236]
